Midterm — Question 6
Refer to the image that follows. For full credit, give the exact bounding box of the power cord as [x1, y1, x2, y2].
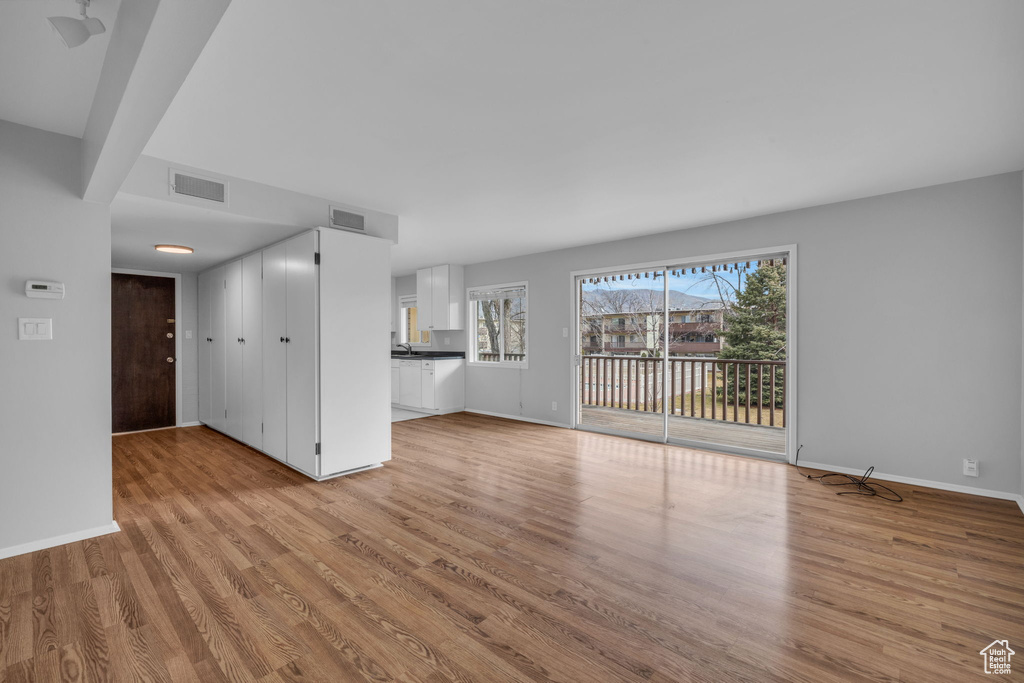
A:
[794, 445, 903, 503]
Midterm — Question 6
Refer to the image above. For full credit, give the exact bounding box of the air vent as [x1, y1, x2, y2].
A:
[329, 206, 365, 232]
[169, 168, 228, 204]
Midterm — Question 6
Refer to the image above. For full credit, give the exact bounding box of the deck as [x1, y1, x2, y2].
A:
[580, 405, 786, 453]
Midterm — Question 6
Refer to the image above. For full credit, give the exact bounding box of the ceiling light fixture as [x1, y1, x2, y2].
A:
[47, 0, 106, 49]
[155, 245, 194, 254]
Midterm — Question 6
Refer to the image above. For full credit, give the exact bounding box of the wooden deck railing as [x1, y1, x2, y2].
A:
[478, 352, 526, 362]
[580, 355, 786, 427]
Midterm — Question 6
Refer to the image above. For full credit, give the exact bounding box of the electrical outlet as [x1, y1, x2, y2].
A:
[185, 330, 193, 339]
[551, 401, 557, 411]
[444, 337, 450, 345]
[562, 327, 568, 338]
[963, 458, 979, 477]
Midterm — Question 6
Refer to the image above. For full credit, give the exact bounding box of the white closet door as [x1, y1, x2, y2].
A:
[197, 270, 213, 424]
[209, 265, 228, 432]
[286, 231, 318, 475]
[225, 260, 244, 439]
[241, 252, 263, 449]
[262, 242, 288, 462]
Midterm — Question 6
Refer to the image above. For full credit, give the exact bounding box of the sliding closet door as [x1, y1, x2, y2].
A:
[224, 260, 244, 439]
[262, 242, 289, 462]
[197, 269, 213, 425]
[240, 252, 264, 449]
[285, 231, 318, 475]
[209, 265, 228, 433]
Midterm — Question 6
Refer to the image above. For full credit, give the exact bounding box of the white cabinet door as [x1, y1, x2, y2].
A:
[431, 265, 448, 330]
[241, 252, 263, 449]
[197, 270, 213, 424]
[421, 364, 436, 410]
[209, 265, 227, 432]
[262, 242, 288, 462]
[391, 366, 399, 402]
[415, 267, 433, 331]
[399, 361, 422, 408]
[286, 231, 318, 475]
[225, 260, 244, 439]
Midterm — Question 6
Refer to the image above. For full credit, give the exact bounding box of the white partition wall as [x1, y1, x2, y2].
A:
[319, 228, 392, 475]
[199, 228, 391, 480]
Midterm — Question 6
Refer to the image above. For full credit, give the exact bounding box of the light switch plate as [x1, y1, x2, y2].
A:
[18, 318, 52, 340]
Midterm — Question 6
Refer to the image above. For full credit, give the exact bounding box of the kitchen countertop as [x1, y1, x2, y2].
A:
[391, 352, 466, 360]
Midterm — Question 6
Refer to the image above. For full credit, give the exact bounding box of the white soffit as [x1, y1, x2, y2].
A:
[143, 0, 1024, 274]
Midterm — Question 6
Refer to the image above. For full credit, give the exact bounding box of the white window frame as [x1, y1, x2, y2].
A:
[467, 281, 529, 369]
[397, 294, 431, 346]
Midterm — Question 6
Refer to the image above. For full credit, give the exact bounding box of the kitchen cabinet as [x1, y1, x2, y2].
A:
[399, 360, 422, 408]
[200, 227, 392, 481]
[392, 357, 465, 414]
[391, 360, 400, 402]
[415, 264, 464, 331]
[197, 269, 214, 426]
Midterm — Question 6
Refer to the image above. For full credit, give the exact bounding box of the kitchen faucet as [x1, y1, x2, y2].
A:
[397, 342, 413, 354]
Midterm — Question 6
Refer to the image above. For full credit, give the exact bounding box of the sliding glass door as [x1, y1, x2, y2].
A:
[575, 253, 790, 457]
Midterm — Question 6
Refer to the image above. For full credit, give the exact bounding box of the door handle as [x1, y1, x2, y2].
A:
[280, 336, 286, 343]
[285, 337, 291, 343]
[166, 357, 175, 363]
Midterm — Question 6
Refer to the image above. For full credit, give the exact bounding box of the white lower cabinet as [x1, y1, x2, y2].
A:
[199, 228, 392, 480]
[399, 360, 422, 408]
[390, 361, 400, 402]
[393, 358, 465, 414]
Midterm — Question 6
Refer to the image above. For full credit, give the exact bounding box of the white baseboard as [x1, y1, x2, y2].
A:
[1017, 496, 1024, 516]
[0, 521, 121, 561]
[798, 461, 1021, 503]
[464, 409, 571, 429]
[179, 421, 202, 427]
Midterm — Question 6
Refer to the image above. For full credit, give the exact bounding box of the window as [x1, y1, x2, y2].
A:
[468, 282, 527, 367]
[398, 295, 430, 345]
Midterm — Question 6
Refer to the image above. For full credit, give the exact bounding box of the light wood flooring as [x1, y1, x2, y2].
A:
[1, 413, 1023, 682]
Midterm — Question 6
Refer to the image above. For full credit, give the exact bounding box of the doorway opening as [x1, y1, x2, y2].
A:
[111, 270, 182, 433]
[573, 247, 795, 460]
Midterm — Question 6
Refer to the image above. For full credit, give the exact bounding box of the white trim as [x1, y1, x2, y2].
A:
[180, 421, 202, 427]
[112, 268, 183, 427]
[798, 461, 1023, 502]
[1018, 496, 1024, 516]
[465, 409, 570, 429]
[568, 244, 798, 464]
[0, 522, 121, 561]
[466, 280, 529, 369]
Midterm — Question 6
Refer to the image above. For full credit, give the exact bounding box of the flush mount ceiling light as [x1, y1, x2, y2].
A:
[155, 245, 194, 254]
[47, 0, 106, 49]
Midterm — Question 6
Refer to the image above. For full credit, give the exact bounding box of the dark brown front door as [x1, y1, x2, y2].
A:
[112, 274, 176, 433]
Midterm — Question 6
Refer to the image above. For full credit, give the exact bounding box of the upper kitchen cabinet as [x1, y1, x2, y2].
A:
[415, 264, 464, 331]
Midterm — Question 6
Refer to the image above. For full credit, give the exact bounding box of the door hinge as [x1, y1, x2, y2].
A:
[314, 252, 320, 265]
[315, 442, 321, 455]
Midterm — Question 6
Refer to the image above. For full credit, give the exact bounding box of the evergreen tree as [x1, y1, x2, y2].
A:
[718, 264, 786, 406]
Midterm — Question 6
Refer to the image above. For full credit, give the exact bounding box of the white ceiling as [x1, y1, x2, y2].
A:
[110, 194, 304, 273]
[0, 0, 120, 138]
[138, 0, 1023, 275]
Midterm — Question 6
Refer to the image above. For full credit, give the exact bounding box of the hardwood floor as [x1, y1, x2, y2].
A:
[2, 413, 1023, 682]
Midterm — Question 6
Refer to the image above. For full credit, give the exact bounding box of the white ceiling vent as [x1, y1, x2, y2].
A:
[169, 168, 229, 205]
[329, 205, 365, 232]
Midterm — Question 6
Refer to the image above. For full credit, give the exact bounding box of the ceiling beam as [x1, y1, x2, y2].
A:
[81, 0, 231, 204]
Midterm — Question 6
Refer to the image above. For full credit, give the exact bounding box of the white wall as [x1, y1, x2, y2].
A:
[0, 120, 115, 554]
[463, 172, 1024, 496]
[393, 274, 467, 352]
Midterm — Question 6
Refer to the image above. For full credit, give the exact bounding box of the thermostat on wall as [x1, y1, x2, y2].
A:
[25, 280, 65, 299]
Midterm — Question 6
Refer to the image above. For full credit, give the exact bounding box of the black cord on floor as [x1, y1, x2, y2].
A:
[794, 445, 903, 502]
